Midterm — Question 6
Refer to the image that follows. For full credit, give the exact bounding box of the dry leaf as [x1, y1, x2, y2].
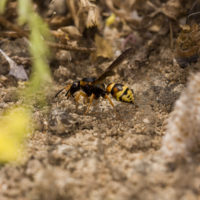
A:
[48, 16, 69, 28]
[161, 0, 181, 20]
[105, 0, 141, 28]
[149, 24, 161, 32]
[51, 29, 70, 41]
[106, 13, 116, 27]
[61, 26, 82, 40]
[66, 0, 102, 33]
[149, 0, 181, 20]
[0, 49, 28, 81]
[93, 34, 113, 59]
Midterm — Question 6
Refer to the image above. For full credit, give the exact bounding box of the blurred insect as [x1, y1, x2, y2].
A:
[175, 1, 200, 68]
[55, 48, 134, 114]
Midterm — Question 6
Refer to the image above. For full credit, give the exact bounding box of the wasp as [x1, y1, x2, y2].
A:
[175, 1, 200, 68]
[55, 48, 134, 114]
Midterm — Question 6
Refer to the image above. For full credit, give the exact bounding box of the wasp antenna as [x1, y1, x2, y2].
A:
[65, 89, 70, 98]
[55, 88, 65, 98]
[55, 84, 71, 98]
[65, 84, 72, 98]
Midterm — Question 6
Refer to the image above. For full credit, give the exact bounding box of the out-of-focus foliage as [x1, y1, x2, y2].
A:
[0, 0, 51, 162]
[0, 107, 31, 162]
[18, 0, 52, 104]
[18, 0, 32, 25]
[92, 34, 113, 60]
[106, 13, 116, 27]
[24, 14, 51, 105]
[0, 0, 8, 13]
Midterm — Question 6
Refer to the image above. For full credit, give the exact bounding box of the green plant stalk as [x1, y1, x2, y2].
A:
[18, 0, 52, 105]
[0, 0, 52, 162]
[0, 0, 8, 13]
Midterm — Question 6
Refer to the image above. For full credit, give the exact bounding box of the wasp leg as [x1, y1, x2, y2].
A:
[105, 94, 122, 120]
[75, 91, 88, 110]
[65, 84, 72, 98]
[84, 93, 95, 114]
[55, 88, 65, 98]
[75, 91, 88, 102]
[104, 94, 114, 108]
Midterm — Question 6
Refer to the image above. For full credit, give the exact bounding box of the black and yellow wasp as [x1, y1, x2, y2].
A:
[55, 48, 134, 114]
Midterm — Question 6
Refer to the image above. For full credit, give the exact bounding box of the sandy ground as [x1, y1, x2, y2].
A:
[0, 1, 200, 199]
[0, 36, 200, 200]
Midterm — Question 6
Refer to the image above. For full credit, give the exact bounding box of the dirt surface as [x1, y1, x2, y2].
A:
[1, 0, 200, 200]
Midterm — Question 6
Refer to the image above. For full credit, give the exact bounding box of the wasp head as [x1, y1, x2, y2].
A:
[66, 80, 80, 97]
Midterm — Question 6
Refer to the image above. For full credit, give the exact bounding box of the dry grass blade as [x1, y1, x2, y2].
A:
[148, 0, 181, 20]
[47, 41, 96, 52]
[66, 0, 101, 33]
[105, 0, 141, 27]
[0, 16, 28, 37]
[0, 16, 96, 53]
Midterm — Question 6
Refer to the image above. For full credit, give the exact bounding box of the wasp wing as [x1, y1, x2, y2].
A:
[93, 48, 134, 84]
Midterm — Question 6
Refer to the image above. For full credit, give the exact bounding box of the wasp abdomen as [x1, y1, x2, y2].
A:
[106, 83, 134, 103]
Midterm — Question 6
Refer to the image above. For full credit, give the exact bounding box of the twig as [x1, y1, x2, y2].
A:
[169, 21, 174, 49]
[0, 16, 96, 53]
[0, 31, 23, 38]
[0, 16, 28, 37]
[46, 41, 96, 52]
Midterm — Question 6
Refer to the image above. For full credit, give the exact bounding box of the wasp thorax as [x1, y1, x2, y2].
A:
[106, 83, 115, 94]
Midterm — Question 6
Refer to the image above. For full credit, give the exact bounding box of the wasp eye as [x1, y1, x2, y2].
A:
[69, 81, 80, 96]
[71, 80, 79, 88]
